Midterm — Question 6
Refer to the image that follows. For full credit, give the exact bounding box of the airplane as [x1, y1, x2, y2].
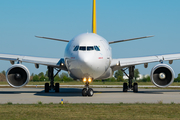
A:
[1, 0, 180, 97]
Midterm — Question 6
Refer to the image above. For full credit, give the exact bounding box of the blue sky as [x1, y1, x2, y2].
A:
[0, 0, 180, 77]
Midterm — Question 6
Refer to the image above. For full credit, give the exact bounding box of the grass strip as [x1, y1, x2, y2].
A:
[0, 103, 180, 120]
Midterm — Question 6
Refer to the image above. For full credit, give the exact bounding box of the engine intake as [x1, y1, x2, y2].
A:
[6, 64, 30, 88]
[150, 64, 174, 88]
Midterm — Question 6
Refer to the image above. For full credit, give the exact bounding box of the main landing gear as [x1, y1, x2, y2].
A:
[82, 78, 94, 97]
[122, 66, 138, 93]
[45, 66, 61, 93]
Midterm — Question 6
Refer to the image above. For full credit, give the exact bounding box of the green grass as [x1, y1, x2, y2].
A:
[0, 104, 180, 120]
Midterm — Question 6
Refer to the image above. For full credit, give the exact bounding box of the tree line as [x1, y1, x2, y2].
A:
[31, 70, 73, 82]
[1, 69, 180, 82]
[113, 69, 180, 82]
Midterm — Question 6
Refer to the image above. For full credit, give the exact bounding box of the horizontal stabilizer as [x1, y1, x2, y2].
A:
[109, 35, 154, 44]
[35, 36, 69, 42]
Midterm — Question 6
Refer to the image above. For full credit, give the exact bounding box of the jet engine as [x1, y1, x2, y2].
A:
[96, 68, 113, 79]
[150, 64, 174, 88]
[6, 64, 30, 88]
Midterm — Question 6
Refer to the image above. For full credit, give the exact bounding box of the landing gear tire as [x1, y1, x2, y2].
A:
[123, 83, 128, 92]
[82, 88, 88, 96]
[45, 83, 49, 93]
[55, 83, 59, 93]
[133, 83, 138, 93]
[87, 88, 94, 97]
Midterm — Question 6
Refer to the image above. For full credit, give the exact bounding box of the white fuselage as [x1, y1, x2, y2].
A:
[64, 33, 112, 80]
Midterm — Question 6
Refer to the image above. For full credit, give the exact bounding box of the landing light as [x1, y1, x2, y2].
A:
[61, 63, 64, 66]
[83, 78, 87, 82]
[88, 78, 92, 83]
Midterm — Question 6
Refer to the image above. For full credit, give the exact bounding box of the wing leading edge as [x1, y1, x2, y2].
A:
[111, 53, 180, 71]
[0, 54, 67, 71]
[35, 36, 69, 42]
[109, 35, 154, 44]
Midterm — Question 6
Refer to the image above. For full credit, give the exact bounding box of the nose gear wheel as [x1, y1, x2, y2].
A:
[82, 81, 94, 97]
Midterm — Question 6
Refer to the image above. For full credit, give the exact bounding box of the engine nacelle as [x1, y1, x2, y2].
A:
[150, 64, 174, 88]
[6, 64, 30, 88]
[96, 68, 113, 79]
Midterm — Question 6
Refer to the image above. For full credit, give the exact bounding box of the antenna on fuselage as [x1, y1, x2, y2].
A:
[92, 0, 97, 34]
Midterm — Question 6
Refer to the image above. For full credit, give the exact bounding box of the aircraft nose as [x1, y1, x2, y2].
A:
[78, 52, 93, 68]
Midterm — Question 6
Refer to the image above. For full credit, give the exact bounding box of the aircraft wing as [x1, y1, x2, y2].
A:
[111, 53, 180, 71]
[35, 36, 69, 42]
[109, 35, 154, 44]
[0, 54, 67, 71]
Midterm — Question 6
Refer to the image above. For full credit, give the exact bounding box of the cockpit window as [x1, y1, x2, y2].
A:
[94, 46, 100, 51]
[87, 46, 94, 51]
[79, 46, 86, 51]
[73, 46, 79, 51]
[74, 46, 100, 51]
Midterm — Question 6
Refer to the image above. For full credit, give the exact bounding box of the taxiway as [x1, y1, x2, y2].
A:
[0, 88, 180, 104]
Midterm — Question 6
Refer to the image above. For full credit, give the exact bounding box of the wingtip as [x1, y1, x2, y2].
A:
[147, 35, 154, 38]
[35, 36, 41, 38]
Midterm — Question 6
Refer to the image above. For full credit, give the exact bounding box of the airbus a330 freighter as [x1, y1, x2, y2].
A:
[1, 0, 180, 96]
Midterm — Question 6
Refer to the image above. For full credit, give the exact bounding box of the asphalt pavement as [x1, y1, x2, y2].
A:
[0, 87, 180, 104]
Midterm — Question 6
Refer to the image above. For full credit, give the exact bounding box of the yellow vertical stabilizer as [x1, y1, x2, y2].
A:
[92, 0, 97, 34]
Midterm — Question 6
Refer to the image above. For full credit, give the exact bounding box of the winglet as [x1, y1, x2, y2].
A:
[92, 0, 97, 34]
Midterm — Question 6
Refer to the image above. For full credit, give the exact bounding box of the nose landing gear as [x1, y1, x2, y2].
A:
[82, 88, 94, 96]
[82, 79, 94, 97]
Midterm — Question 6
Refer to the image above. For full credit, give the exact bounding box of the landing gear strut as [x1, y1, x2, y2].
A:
[82, 82, 94, 97]
[122, 66, 138, 92]
[44, 66, 61, 93]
